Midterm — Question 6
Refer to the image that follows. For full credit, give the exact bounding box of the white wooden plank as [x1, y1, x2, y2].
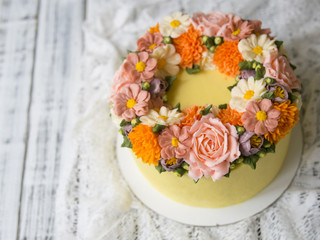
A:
[17, 0, 84, 238]
[0, 2, 38, 239]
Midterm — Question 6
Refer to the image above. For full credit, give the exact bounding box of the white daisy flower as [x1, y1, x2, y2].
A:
[159, 12, 191, 38]
[200, 51, 216, 71]
[151, 44, 181, 78]
[238, 34, 277, 63]
[140, 106, 184, 126]
[229, 77, 267, 112]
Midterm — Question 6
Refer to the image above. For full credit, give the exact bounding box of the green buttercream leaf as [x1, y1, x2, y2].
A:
[261, 91, 274, 100]
[200, 104, 212, 115]
[165, 76, 177, 91]
[290, 62, 297, 70]
[218, 104, 228, 109]
[243, 155, 260, 169]
[254, 66, 266, 80]
[224, 168, 231, 178]
[275, 40, 283, 50]
[155, 164, 166, 174]
[288, 92, 298, 103]
[174, 167, 187, 177]
[227, 83, 237, 92]
[120, 119, 130, 127]
[239, 61, 252, 71]
[121, 135, 132, 148]
[119, 128, 126, 136]
[266, 144, 276, 153]
[152, 124, 166, 133]
[186, 65, 201, 74]
[174, 102, 181, 112]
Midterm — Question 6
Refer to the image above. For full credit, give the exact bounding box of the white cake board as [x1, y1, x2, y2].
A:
[117, 122, 302, 226]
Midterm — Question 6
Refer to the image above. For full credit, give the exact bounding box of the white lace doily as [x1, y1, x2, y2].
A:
[55, 0, 320, 239]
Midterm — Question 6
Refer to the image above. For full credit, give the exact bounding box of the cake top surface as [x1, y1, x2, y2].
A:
[110, 11, 302, 182]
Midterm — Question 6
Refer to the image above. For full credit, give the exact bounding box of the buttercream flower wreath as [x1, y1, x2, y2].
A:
[110, 11, 302, 182]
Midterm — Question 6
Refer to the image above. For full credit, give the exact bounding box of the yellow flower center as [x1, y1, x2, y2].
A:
[274, 86, 285, 99]
[250, 135, 262, 148]
[243, 90, 255, 100]
[170, 20, 181, 28]
[253, 46, 263, 55]
[256, 111, 267, 121]
[157, 58, 166, 70]
[166, 157, 178, 166]
[126, 99, 137, 109]
[171, 137, 179, 147]
[158, 115, 168, 120]
[149, 43, 156, 50]
[232, 28, 241, 36]
[135, 61, 146, 72]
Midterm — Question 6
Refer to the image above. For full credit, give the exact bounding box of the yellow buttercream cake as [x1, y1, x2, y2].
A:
[111, 11, 301, 209]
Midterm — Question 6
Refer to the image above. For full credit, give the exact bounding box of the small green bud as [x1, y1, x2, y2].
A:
[174, 168, 186, 177]
[131, 118, 141, 127]
[163, 36, 172, 44]
[141, 81, 150, 91]
[209, 45, 216, 53]
[218, 104, 227, 109]
[152, 124, 166, 133]
[237, 157, 244, 164]
[162, 94, 168, 102]
[265, 77, 275, 85]
[201, 35, 209, 44]
[236, 126, 245, 135]
[258, 150, 266, 158]
[214, 36, 223, 45]
[181, 162, 189, 171]
[255, 64, 262, 71]
[252, 62, 257, 69]
[230, 164, 236, 169]
[263, 140, 271, 148]
[235, 75, 241, 83]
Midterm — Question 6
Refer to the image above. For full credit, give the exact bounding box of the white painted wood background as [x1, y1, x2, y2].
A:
[0, 0, 92, 238]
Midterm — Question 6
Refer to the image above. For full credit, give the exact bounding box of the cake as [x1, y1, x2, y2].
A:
[110, 11, 302, 208]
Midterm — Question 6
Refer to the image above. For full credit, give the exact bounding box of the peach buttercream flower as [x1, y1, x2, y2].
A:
[136, 32, 164, 53]
[185, 114, 240, 181]
[110, 62, 136, 101]
[180, 105, 205, 127]
[158, 125, 191, 160]
[123, 52, 157, 82]
[242, 99, 280, 135]
[218, 14, 254, 41]
[263, 53, 301, 91]
[113, 83, 150, 121]
[249, 20, 272, 38]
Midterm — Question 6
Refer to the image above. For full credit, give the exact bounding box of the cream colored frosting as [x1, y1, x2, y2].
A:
[133, 69, 290, 207]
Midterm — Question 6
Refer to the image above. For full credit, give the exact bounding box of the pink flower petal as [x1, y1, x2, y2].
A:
[254, 120, 268, 135]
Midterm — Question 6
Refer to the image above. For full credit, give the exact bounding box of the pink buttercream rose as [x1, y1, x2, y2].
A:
[136, 32, 164, 53]
[192, 11, 229, 36]
[185, 114, 240, 181]
[123, 52, 157, 82]
[110, 62, 136, 101]
[218, 13, 254, 41]
[263, 53, 301, 91]
[113, 83, 150, 121]
[158, 125, 192, 160]
[242, 99, 280, 135]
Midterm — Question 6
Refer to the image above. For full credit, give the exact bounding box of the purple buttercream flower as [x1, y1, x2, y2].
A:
[160, 158, 184, 171]
[267, 83, 289, 103]
[124, 124, 133, 137]
[149, 78, 168, 97]
[239, 131, 264, 157]
[241, 69, 256, 80]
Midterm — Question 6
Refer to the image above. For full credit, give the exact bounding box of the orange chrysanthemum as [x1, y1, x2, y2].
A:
[128, 124, 161, 165]
[264, 100, 299, 144]
[180, 105, 205, 127]
[173, 25, 206, 69]
[217, 105, 243, 126]
[213, 41, 244, 77]
[149, 23, 160, 33]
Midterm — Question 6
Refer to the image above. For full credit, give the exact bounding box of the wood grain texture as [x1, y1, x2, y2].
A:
[17, 0, 84, 239]
[0, 1, 39, 239]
